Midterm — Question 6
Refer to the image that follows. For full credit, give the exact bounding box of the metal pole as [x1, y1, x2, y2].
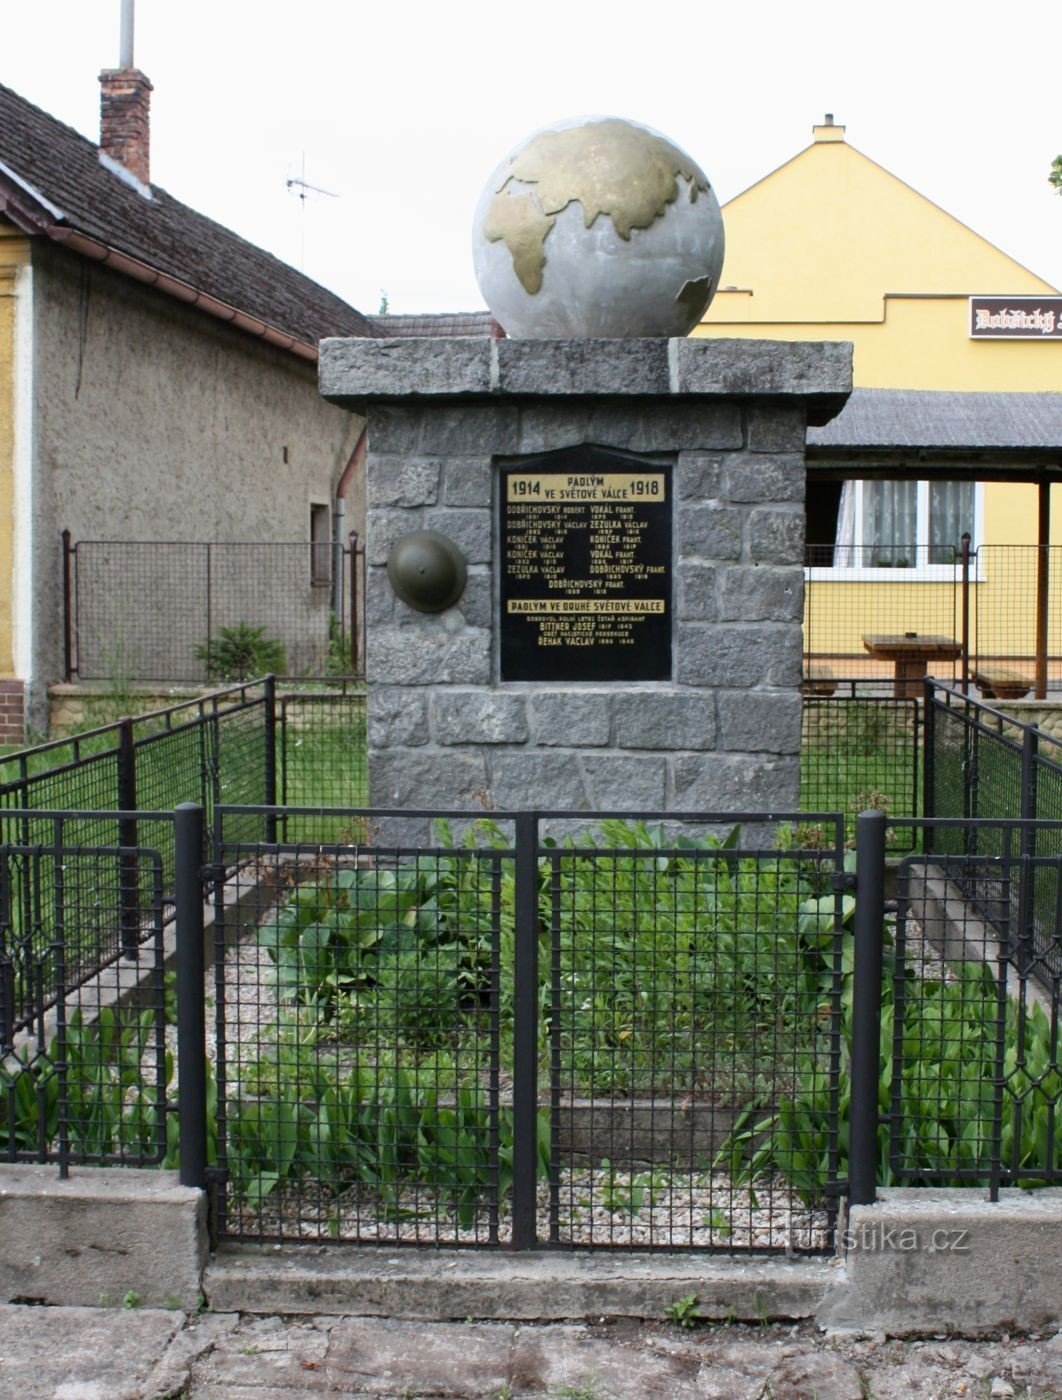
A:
[348, 531, 360, 676]
[62, 530, 75, 682]
[1017, 726, 1039, 979]
[119, 0, 135, 67]
[849, 808, 887, 1206]
[205, 543, 213, 678]
[510, 811, 539, 1249]
[921, 677, 936, 855]
[175, 802, 207, 1190]
[960, 532, 971, 695]
[263, 674, 277, 844]
[117, 717, 140, 960]
[330, 498, 345, 621]
[1036, 484, 1050, 700]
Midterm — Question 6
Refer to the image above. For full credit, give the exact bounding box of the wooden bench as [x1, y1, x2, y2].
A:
[971, 667, 1032, 701]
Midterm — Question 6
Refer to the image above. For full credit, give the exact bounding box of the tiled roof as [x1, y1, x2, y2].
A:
[0, 81, 384, 352]
[808, 388, 1062, 455]
[370, 311, 504, 338]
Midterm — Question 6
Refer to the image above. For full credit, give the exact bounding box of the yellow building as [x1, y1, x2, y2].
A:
[694, 118, 1062, 687]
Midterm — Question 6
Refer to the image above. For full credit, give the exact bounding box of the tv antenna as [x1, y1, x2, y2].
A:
[286, 154, 338, 270]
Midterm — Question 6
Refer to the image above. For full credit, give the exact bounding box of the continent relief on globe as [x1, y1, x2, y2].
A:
[483, 119, 710, 295]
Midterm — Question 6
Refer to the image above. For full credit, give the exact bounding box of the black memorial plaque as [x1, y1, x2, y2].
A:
[499, 449, 672, 681]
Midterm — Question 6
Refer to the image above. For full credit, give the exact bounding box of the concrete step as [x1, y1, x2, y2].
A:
[204, 1242, 840, 1322]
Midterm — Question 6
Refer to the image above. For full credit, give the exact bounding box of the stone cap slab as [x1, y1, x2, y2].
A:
[320, 336, 853, 426]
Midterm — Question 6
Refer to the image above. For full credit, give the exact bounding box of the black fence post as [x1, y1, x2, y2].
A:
[175, 802, 208, 1190]
[510, 810, 539, 1250]
[1017, 726, 1039, 977]
[117, 717, 140, 960]
[62, 530, 76, 682]
[960, 532, 972, 694]
[263, 675, 277, 843]
[922, 678, 936, 854]
[849, 808, 887, 1207]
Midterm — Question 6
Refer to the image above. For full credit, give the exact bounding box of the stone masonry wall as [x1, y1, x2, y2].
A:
[363, 398, 807, 814]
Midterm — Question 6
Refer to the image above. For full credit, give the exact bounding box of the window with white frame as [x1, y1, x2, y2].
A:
[806, 478, 981, 578]
[310, 502, 331, 585]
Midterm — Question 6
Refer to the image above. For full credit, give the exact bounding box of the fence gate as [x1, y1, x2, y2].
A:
[209, 806, 847, 1253]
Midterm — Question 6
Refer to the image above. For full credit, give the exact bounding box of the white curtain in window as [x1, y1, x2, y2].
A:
[862, 480, 917, 565]
[929, 481, 975, 561]
[833, 480, 858, 566]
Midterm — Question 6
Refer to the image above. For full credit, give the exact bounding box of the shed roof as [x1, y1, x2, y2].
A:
[370, 311, 504, 338]
[0, 81, 383, 357]
[808, 388, 1062, 476]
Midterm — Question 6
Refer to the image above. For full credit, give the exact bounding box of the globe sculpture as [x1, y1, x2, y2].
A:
[472, 116, 725, 339]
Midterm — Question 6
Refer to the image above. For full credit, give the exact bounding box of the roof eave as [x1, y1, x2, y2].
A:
[2, 197, 319, 361]
[0, 178, 57, 237]
[53, 228, 319, 361]
[807, 446, 1062, 482]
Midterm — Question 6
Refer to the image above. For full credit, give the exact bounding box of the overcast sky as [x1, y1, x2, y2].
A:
[4, 1, 1061, 316]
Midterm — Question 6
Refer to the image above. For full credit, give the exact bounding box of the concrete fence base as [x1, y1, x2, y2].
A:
[2, 1169, 1057, 1335]
[818, 1188, 1062, 1335]
[0, 1166, 206, 1309]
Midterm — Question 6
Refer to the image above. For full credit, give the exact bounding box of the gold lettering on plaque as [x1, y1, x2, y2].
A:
[507, 473, 665, 503]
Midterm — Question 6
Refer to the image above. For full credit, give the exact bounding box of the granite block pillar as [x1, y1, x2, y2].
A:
[320, 337, 851, 817]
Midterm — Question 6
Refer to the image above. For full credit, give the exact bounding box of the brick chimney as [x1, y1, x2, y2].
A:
[99, 67, 153, 186]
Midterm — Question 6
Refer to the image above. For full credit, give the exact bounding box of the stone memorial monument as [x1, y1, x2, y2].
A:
[320, 116, 852, 815]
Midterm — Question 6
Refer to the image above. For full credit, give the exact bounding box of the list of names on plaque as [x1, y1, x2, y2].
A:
[499, 453, 672, 681]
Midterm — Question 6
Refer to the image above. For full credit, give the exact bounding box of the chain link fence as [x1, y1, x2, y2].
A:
[64, 536, 365, 682]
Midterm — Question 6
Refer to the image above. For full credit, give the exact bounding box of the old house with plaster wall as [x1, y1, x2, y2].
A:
[0, 66, 384, 738]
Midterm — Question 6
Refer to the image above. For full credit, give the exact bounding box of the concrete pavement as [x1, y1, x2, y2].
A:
[2, 1304, 1061, 1399]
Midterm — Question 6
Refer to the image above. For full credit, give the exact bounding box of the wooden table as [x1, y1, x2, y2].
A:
[862, 633, 962, 698]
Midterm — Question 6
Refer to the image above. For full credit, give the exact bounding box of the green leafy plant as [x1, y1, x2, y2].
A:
[719, 941, 1062, 1199]
[0, 999, 219, 1177]
[0, 1007, 167, 1161]
[194, 623, 287, 681]
[325, 611, 354, 676]
[597, 1161, 667, 1216]
[665, 1292, 701, 1328]
[225, 1061, 549, 1228]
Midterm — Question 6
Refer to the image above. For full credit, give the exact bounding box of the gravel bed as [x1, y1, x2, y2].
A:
[228, 1166, 830, 1252]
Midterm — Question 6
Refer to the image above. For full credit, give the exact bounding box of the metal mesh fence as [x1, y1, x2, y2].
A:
[546, 824, 845, 1253]
[0, 741, 120, 818]
[890, 832, 1062, 1191]
[926, 688, 1062, 977]
[11, 798, 1062, 1233]
[210, 808, 846, 1253]
[278, 687, 368, 818]
[805, 542, 1062, 694]
[68, 539, 364, 683]
[0, 815, 172, 1169]
[0, 680, 366, 889]
[804, 543, 964, 684]
[973, 545, 1062, 693]
[0, 683, 271, 897]
[212, 814, 512, 1247]
[800, 682, 920, 849]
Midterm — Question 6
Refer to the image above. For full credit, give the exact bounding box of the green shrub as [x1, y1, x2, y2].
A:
[195, 623, 287, 681]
